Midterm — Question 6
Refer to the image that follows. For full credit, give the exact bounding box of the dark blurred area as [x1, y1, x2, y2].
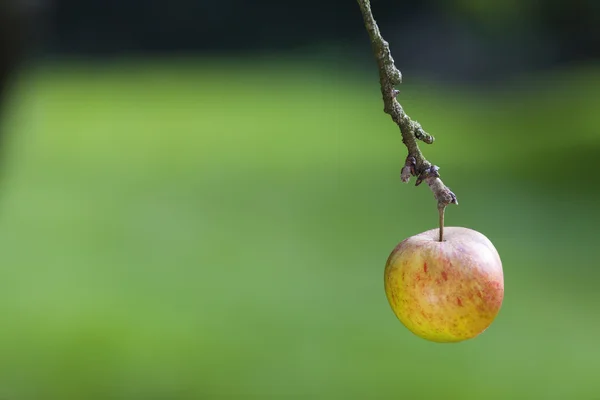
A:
[0, 1, 27, 108]
[2, 0, 600, 82]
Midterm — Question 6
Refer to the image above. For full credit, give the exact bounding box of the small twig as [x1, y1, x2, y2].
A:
[439, 207, 445, 242]
[356, 0, 458, 240]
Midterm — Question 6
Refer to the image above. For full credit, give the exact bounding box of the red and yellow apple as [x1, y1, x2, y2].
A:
[384, 227, 504, 343]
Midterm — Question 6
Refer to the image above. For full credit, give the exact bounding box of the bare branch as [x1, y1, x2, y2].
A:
[356, 0, 458, 238]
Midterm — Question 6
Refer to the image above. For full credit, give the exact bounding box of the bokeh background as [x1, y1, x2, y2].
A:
[1, 0, 599, 399]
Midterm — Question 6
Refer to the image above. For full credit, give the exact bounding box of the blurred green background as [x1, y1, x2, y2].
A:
[0, 59, 598, 399]
[1, 0, 600, 398]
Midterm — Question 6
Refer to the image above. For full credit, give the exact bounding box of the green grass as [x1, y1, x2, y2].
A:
[0, 59, 599, 399]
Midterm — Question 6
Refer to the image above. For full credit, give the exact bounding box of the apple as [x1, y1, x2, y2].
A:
[384, 227, 504, 343]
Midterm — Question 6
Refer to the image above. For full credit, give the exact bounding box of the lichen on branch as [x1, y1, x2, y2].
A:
[356, 0, 458, 219]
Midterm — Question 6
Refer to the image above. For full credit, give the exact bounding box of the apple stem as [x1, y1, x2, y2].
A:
[438, 206, 445, 242]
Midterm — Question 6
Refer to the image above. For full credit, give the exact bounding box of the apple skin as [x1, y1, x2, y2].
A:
[384, 227, 504, 343]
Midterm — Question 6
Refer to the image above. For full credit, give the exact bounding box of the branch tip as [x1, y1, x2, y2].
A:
[400, 156, 416, 183]
[413, 122, 434, 144]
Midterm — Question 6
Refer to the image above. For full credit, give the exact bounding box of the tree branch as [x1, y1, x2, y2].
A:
[356, 0, 458, 240]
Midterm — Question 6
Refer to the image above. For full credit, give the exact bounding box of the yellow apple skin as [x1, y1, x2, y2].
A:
[384, 227, 504, 343]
